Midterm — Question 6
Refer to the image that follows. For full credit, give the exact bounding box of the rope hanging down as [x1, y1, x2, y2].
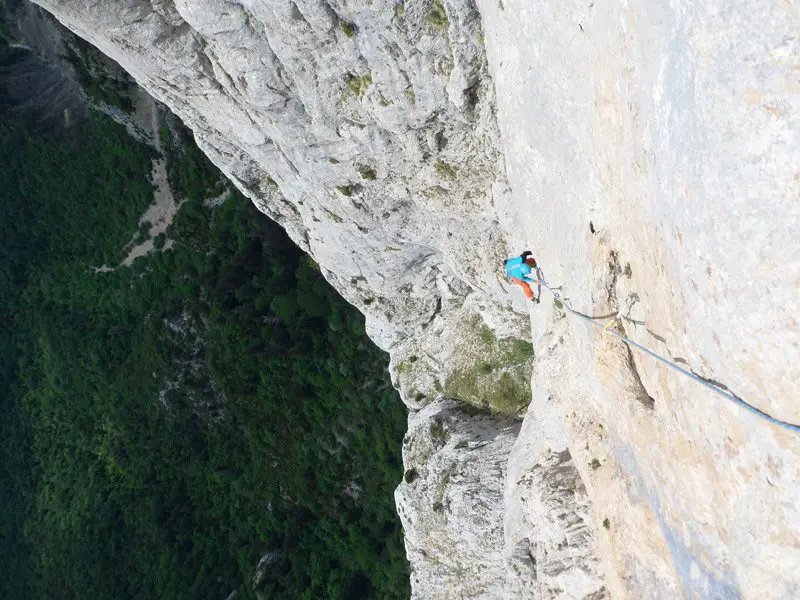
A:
[530, 271, 800, 434]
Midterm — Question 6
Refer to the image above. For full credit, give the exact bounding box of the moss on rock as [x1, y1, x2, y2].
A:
[443, 317, 533, 417]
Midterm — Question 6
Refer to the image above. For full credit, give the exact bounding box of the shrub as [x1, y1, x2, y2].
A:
[344, 72, 372, 98]
[358, 166, 377, 180]
[335, 185, 354, 197]
[435, 160, 457, 179]
[429, 418, 449, 446]
[427, 0, 448, 29]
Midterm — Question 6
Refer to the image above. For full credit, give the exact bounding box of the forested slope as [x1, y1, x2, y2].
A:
[0, 19, 409, 598]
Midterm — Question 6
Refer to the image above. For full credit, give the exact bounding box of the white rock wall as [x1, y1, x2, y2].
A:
[477, 0, 800, 597]
[33, 0, 800, 598]
[396, 398, 520, 597]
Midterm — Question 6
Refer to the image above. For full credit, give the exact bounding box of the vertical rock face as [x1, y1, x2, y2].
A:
[396, 399, 520, 598]
[476, 0, 800, 598]
[504, 315, 607, 599]
[30, 2, 527, 597]
[32, 0, 800, 598]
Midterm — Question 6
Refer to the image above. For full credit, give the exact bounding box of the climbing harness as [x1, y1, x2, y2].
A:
[532, 270, 800, 434]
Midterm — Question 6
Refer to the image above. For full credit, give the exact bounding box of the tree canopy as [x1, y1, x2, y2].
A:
[0, 99, 409, 598]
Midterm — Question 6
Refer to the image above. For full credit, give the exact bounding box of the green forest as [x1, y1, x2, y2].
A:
[0, 50, 410, 600]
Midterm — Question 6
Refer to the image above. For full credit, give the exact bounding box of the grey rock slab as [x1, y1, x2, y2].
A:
[478, 0, 800, 597]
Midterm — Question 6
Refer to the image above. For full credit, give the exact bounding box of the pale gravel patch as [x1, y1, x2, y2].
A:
[121, 90, 183, 267]
[121, 156, 184, 267]
[204, 186, 231, 208]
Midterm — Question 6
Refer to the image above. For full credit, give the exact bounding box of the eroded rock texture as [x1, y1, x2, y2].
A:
[396, 399, 520, 597]
[33, 0, 800, 597]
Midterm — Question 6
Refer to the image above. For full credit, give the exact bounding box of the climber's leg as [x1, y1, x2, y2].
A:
[511, 277, 536, 302]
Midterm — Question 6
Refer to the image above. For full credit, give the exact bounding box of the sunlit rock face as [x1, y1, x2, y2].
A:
[33, 0, 800, 597]
[476, 1, 800, 597]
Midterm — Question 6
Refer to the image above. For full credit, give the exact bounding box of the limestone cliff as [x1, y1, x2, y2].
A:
[32, 0, 800, 598]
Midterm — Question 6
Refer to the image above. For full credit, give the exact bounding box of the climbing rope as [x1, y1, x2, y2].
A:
[530, 271, 800, 434]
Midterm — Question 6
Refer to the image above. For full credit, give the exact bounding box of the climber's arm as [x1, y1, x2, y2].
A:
[522, 270, 540, 285]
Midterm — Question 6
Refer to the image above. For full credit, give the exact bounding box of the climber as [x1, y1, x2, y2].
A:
[503, 250, 540, 303]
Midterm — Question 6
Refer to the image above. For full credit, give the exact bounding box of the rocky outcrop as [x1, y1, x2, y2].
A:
[32, 0, 800, 598]
[396, 399, 520, 597]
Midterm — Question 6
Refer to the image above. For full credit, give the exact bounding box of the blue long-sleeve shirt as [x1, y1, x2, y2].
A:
[505, 256, 536, 281]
